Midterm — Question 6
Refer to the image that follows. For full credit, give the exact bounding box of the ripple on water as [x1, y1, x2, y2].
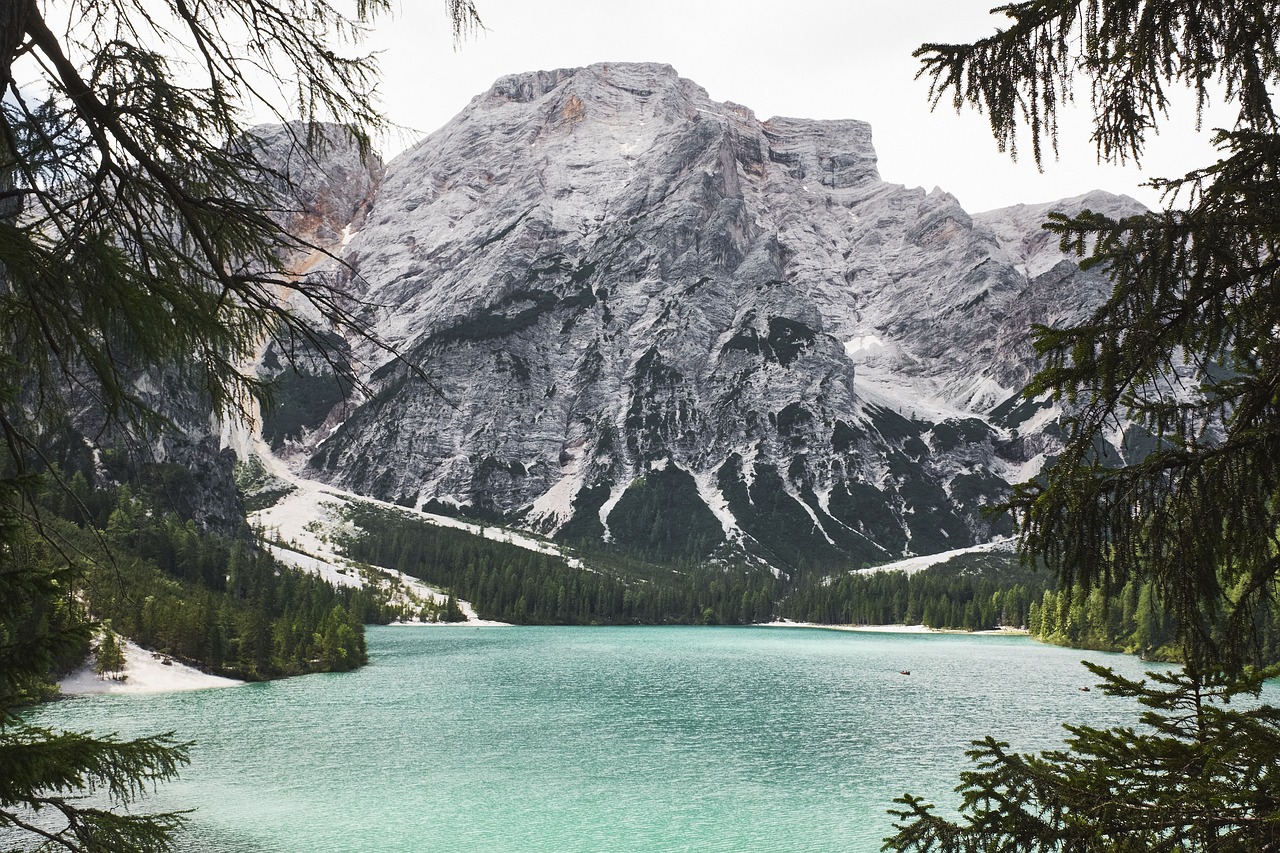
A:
[28, 626, 1178, 853]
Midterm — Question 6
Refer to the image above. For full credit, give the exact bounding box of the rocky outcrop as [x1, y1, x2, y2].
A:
[265, 63, 1143, 573]
[247, 121, 384, 254]
[55, 123, 385, 536]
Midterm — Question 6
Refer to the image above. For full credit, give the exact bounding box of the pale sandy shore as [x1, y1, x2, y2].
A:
[55, 620, 1023, 697]
[759, 620, 1029, 636]
[388, 619, 511, 627]
[59, 639, 243, 696]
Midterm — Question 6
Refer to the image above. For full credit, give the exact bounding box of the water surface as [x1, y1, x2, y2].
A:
[34, 626, 1164, 852]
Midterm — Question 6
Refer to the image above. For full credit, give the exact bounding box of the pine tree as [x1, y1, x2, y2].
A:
[884, 664, 1280, 852]
[0, 1, 481, 850]
[443, 593, 466, 623]
[1134, 582, 1163, 657]
[1038, 589, 1058, 638]
[888, 3, 1280, 849]
[94, 629, 127, 681]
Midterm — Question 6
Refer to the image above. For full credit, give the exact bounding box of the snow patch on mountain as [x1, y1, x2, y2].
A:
[528, 473, 582, 530]
[843, 334, 886, 359]
[690, 466, 743, 542]
[857, 537, 1017, 577]
[248, 63, 1142, 573]
[248, 438, 582, 619]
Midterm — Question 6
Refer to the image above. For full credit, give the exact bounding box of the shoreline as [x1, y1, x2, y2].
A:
[59, 638, 244, 696]
[387, 618, 511, 627]
[758, 620, 1030, 636]
[56, 621, 1027, 697]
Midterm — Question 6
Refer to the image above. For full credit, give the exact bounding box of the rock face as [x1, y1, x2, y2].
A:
[248, 121, 384, 263]
[56, 123, 385, 535]
[273, 63, 1142, 572]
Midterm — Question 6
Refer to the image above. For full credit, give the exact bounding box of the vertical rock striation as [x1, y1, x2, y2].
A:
[271, 63, 1141, 573]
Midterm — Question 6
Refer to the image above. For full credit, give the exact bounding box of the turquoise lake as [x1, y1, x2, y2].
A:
[33, 626, 1165, 852]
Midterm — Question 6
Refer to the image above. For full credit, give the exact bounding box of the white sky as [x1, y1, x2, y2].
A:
[358, 0, 1234, 213]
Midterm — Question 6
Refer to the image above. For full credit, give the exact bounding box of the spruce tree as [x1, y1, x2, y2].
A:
[0, 1, 481, 850]
[885, 663, 1280, 852]
[887, 3, 1280, 849]
[915, 0, 1280, 671]
[94, 630, 126, 681]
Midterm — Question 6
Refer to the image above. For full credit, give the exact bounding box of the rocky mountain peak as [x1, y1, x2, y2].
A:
[760, 115, 878, 188]
[487, 61, 694, 105]
[257, 65, 1144, 576]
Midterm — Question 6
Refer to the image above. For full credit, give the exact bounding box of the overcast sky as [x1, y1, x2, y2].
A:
[360, 0, 1231, 213]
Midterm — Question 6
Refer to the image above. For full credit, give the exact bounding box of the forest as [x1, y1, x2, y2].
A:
[779, 551, 1050, 631]
[1027, 577, 1280, 667]
[17, 456, 383, 695]
[340, 504, 781, 625]
[341, 503, 1045, 633]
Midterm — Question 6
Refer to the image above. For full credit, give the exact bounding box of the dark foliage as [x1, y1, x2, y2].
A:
[341, 504, 780, 626]
[885, 664, 1280, 852]
[784, 552, 1050, 631]
[889, 2, 1280, 849]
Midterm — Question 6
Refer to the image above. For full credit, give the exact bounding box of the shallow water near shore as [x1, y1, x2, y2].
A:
[33, 626, 1177, 852]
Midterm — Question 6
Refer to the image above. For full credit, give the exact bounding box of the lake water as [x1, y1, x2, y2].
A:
[32, 626, 1163, 852]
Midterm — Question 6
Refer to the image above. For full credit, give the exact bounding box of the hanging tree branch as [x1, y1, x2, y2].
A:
[916, 1, 1280, 672]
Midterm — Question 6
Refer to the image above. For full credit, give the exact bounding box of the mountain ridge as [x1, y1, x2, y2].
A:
[258, 62, 1144, 575]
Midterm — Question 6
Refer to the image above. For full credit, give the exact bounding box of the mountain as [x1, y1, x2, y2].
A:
[261, 62, 1144, 575]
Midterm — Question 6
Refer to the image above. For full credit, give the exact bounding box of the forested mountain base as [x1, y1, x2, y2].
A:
[341, 504, 781, 625]
[341, 503, 1049, 630]
[21, 459, 387, 688]
[781, 552, 1051, 631]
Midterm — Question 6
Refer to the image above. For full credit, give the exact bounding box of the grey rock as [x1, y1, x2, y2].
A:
[267, 63, 1141, 572]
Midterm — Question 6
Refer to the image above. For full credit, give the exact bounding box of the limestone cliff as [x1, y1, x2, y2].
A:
[266, 63, 1142, 572]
